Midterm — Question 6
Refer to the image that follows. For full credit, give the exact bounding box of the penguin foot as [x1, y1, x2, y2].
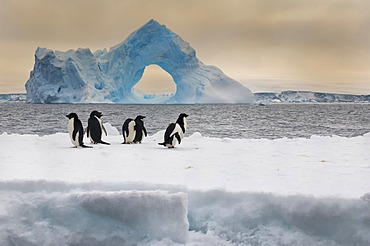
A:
[99, 141, 110, 145]
[81, 144, 92, 148]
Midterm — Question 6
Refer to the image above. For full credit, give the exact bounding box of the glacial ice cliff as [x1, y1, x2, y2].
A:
[25, 19, 254, 104]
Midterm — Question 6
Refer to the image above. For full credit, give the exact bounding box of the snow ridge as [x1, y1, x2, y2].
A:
[0, 181, 369, 245]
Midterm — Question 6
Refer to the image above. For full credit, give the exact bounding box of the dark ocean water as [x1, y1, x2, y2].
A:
[1, 102, 370, 139]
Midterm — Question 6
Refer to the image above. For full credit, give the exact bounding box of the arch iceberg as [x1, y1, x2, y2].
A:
[25, 20, 254, 104]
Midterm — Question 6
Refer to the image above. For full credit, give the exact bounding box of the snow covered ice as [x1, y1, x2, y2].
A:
[25, 20, 254, 104]
[254, 91, 370, 104]
[1, 126, 370, 245]
[77, 191, 189, 244]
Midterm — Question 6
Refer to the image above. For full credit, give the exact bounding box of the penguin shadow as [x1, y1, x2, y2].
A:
[67, 145, 93, 149]
[157, 145, 199, 151]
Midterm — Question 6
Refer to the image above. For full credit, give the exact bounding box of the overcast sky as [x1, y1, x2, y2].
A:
[1, 0, 370, 94]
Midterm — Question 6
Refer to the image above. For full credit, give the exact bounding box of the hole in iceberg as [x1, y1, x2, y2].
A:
[131, 65, 176, 103]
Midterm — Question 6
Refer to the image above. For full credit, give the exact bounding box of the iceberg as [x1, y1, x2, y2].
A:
[25, 20, 254, 104]
[0, 93, 26, 102]
[254, 91, 370, 103]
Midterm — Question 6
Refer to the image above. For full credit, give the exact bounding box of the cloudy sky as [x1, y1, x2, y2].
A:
[1, 0, 370, 94]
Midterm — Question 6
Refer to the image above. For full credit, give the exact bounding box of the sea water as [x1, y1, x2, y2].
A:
[1, 102, 369, 138]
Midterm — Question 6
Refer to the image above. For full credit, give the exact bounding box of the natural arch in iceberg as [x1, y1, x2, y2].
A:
[131, 65, 176, 103]
[25, 20, 254, 104]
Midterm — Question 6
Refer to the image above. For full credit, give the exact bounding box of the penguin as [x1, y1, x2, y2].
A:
[158, 113, 188, 148]
[66, 113, 91, 148]
[133, 115, 147, 143]
[86, 110, 110, 145]
[122, 118, 136, 144]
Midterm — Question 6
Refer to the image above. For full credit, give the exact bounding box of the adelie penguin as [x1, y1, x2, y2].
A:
[66, 113, 91, 148]
[133, 115, 147, 143]
[122, 115, 147, 144]
[86, 110, 110, 145]
[122, 118, 135, 144]
[159, 113, 188, 148]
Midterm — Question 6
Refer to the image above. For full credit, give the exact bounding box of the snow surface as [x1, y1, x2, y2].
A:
[25, 20, 254, 104]
[1, 125, 370, 245]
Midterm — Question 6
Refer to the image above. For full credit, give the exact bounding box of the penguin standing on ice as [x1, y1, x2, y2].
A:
[86, 110, 110, 145]
[66, 112, 91, 148]
[158, 113, 188, 148]
[133, 115, 147, 143]
[122, 118, 136, 144]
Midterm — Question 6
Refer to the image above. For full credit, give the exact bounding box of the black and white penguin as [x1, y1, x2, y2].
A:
[66, 113, 91, 148]
[122, 118, 136, 144]
[86, 110, 110, 145]
[133, 115, 147, 143]
[158, 113, 188, 148]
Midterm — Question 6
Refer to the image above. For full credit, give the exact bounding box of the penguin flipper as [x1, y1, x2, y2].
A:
[86, 126, 90, 138]
[143, 127, 147, 137]
[102, 124, 107, 136]
[174, 132, 181, 144]
[72, 129, 78, 141]
[99, 140, 110, 145]
[164, 123, 176, 141]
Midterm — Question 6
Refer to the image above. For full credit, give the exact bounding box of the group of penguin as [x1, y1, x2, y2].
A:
[66, 111, 189, 149]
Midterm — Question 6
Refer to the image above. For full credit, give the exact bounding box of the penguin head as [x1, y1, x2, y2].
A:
[179, 113, 188, 118]
[66, 113, 78, 119]
[90, 110, 103, 118]
[135, 115, 146, 121]
[124, 118, 133, 124]
[176, 113, 188, 124]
